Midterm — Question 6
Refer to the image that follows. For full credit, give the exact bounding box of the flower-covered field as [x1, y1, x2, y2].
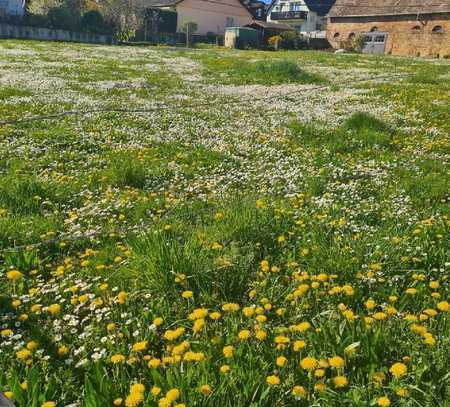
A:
[0, 40, 449, 407]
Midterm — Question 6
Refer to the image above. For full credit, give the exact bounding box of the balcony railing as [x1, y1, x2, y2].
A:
[270, 11, 308, 20]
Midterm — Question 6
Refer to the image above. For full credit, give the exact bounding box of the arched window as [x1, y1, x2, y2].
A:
[348, 32, 356, 40]
[411, 25, 421, 32]
[333, 32, 340, 39]
[370, 27, 379, 32]
[432, 25, 444, 34]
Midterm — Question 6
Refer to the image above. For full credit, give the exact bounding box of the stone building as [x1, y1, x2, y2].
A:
[327, 0, 450, 57]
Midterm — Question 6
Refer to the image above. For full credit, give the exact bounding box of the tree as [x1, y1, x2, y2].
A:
[102, 0, 146, 42]
[26, 0, 64, 15]
[180, 21, 197, 47]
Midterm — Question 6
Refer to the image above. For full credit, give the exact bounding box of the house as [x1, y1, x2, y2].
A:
[0, 0, 25, 18]
[240, 0, 271, 20]
[146, 0, 254, 35]
[266, 0, 336, 32]
[327, 0, 450, 57]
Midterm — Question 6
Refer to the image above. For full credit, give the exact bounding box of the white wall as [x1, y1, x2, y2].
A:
[174, 0, 253, 35]
[267, 0, 324, 32]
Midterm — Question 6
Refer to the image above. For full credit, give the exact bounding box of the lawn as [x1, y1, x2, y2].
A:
[0, 40, 449, 407]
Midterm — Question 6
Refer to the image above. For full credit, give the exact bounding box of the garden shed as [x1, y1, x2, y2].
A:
[245, 21, 292, 44]
[224, 26, 259, 49]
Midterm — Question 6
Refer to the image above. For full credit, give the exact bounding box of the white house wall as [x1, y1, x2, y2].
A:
[267, 0, 324, 32]
[174, 0, 253, 35]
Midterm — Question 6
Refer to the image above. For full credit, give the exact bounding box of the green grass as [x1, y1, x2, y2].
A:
[200, 57, 326, 85]
[0, 40, 449, 407]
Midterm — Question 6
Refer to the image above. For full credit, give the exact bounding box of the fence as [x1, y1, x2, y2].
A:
[0, 23, 114, 44]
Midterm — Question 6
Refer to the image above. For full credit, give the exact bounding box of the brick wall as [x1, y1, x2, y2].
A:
[327, 14, 450, 57]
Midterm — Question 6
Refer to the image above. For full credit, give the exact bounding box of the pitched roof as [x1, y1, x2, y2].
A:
[146, 0, 181, 6]
[303, 0, 336, 16]
[329, 0, 450, 17]
[146, 0, 259, 16]
[246, 20, 293, 30]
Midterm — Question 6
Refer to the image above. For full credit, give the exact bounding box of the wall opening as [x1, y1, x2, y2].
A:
[432, 25, 443, 34]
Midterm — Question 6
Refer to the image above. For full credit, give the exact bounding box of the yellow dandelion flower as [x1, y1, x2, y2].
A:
[396, 388, 409, 397]
[333, 375, 348, 388]
[300, 357, 317, 370]
[222, 303, 240, 312]
[365, 298, 376, 309]
[314, 369, 325, 378]
[314, 383, 327, 392]
[377, 396, 391, 407]
[389, 362, 407, 378]
[117, 291, 128, 304]
[437, 301, 449, 312]
[151, 386, 161, 396]
[1, 329, 13, 337]
[129, 383, 145, 394]
[181, 290, 193, 299]
[148, 358, 161, 368]
[292, 385, 306, 397]
[111, 354, 126, 364]
[16, 348, 31, 360]
[328, 356, 345, 369]
[125, 392, 144, 407]
[166, 388, 180, 402]
[223, 345, 234, 358]
[276, 356, 287, 367]
[199, 384, 212, 395]
[429, 281, 439, 289]
[266, 375, 280, 385]
[58, 345, 69, 356]
[220, 364, 230, 373]
[238, 330, 251, 340]
[209, 311, 221, 320]
[7, 270, 23, 281]
[47, 304, 61, 314]
[132, 341, 147, 352]
[255, 329, 267, 340]
[192, 318, 205, 333]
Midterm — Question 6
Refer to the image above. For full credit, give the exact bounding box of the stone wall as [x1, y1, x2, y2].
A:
[327, 14, 450, 57]
[0, 23, 114, 44]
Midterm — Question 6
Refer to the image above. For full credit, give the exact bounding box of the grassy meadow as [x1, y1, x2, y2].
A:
[0, 40, 449, 407]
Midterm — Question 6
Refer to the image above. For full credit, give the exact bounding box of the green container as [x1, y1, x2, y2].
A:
[225, 27, 258, 49]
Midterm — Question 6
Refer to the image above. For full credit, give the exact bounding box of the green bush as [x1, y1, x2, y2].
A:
[47, 6, 80, 31]
[80, 10, 107, 34]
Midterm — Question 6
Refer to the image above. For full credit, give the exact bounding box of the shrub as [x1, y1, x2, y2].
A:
[267, 35, 282, 51]
[47, 6, 80, 31]
[280, 30, 305, 50]
[81, 10, 107, 34]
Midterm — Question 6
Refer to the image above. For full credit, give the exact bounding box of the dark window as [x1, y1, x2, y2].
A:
[333, 32, 340, 39]
[411, 25, 421, 32]
[370, 27, 379, 32]
[374, 35, 386, 43]
[432, 25, 443, 34]
[348, 32, 355, 40]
